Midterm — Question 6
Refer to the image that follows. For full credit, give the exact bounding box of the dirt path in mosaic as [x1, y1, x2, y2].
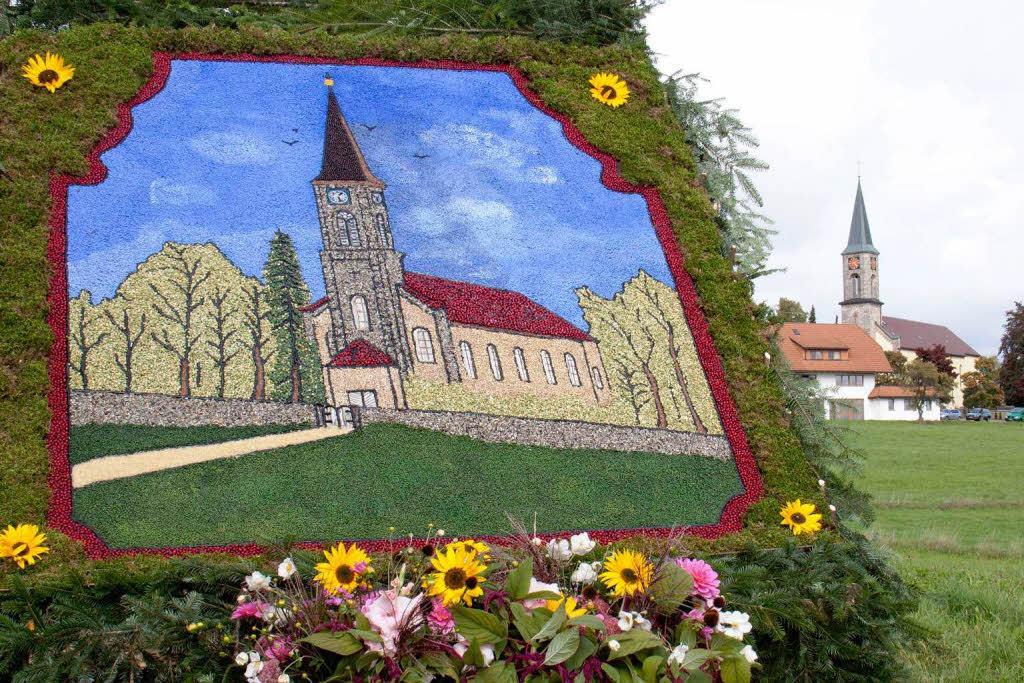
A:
[71, 426, 351, 488]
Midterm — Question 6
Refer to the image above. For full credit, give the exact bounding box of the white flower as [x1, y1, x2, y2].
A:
[667, 643, 689, 666]
[234, 652, 249, 666]
[236, 593, 248, 604]
[523, 578, 561, 610]
[571, 562, 598, 584]
[829, 504, 837, 512]
[607, 639, 621, 652]
[248, 652, 261, 663]
[818, 479, 826, 487]
[278, 675, 291, 683]
[546, 538, 572, 561]
[569, 532, 596, 556]
[245, 571, 271, 592]
[454, 636, 495, 667]
[717, 611, 753, 640]
[531, 537, 543, 546]
[244, 660, 264, 679]
[616, 610, 651, 632]
[436, 529, 445, 537]
[277, 557, 297, 579]
[741, 645, 758, 664]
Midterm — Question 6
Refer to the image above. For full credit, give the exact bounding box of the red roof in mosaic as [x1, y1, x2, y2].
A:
[299, 296, 329, 312]
[327, 340, 394, 367]
[403, 272, 593, 341]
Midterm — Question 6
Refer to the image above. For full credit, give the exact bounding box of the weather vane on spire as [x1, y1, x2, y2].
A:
[856, 159, 862, 180]
[324, 71, 334, 87]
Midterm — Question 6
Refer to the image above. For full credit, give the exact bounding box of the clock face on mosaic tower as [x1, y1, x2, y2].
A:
[847, 256, 860, 270]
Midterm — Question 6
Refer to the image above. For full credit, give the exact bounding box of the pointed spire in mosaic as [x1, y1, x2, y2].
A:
[314, 73, 385, 186]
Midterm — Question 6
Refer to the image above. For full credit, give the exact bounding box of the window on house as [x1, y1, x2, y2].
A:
[540, 350, 556, 384]
[591, 366, 604, 390]
[888, 398, 895, 411]
[350, 295, 370, 331]
[376, 213, 388, 246]
[564, 353, 581, 387]
[828, 350, 841, 360]
[904, 399, 915, 411]
[809, 350, 824, 360]
[459, 341, 476, 379]
[346, 390, 378, 407]
[837, 374, 864, 386]
[851, 273, 861, 297]
[513, 347, 529, 382]
[412, 328, 435, 363]
[924, 400, 932, 410]
[337, 212, 360, 247]
[487, 344, 503, 381]
[801, 373, 817, 380]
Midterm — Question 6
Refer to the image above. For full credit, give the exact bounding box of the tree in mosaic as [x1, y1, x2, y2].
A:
[68, 289, 108, 390]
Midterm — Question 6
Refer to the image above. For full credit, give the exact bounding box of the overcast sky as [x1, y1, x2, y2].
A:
[646, 0, 1021, 356]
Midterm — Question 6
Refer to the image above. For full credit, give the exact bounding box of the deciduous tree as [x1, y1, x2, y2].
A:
[962, 356, 1004, 409]
[775, 297, 807, 323]
[102, 299, 146, 393]
[998, 301, 1024, 406]
[906, 359, 953, 421]
[915, 344, 956, 379]
[68, 290, 107, 390]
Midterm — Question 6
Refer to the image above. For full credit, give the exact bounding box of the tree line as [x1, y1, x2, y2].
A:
[68, 232, 324, 404]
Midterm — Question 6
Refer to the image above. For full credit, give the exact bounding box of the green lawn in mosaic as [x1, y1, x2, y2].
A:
[71, 423, 745, 549]
[851, 420, 1024, 681]
[68, 423, 311, 465]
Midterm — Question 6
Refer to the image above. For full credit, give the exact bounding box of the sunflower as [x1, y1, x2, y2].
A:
[446, 538, 490, 559]
[423, 545, 487, 606]
[780, 500, 823, 535]
[546, 594, 587, 618]
[598, 549, 652, 597]
[588, 72, 630, 108]
[314, 542, 372, 594]
[0, 524, 49, 569]
[21, 52, 75, 93]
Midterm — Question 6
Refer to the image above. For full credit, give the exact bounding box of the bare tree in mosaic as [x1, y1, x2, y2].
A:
[147, 244, 211, 397]
[204, 286, 241, 399]
[610, 357, 652, 425]
[103, 300, 146, 393]
[68, 290, 108, 390]
[241, 282, 274, 400]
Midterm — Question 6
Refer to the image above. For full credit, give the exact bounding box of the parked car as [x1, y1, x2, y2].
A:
[940, 409, 962, 421]
[966, 408, 992, 421]
[1006, 407, 1024, 422]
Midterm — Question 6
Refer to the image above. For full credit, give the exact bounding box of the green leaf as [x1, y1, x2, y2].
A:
[683, 670, 713, 683]
[543, 628, 580, 666]
[419, 652, 459, 679]
[719, 655, 751, 683]
[531, 604, 568, 642]
[503, 559, 533, 600]
[301, 631, 363, 656]
[601, 663, 622, 683]
[641, 655, 664, 683]
[355, 611, 372, 631]
[680, 649, 714, 670]
[510, 603, 549, 642]
[475, 661, 517, 682]
[523, 590, 562, 600]
[347, 627, 384, 643]
[648, 564, 694, 611]
[463, 638, 487, 668]
[607, 631, 663, 660]
[565, 635, 598, 671]
[452, 605, 507, 645]
[567, 614, 606, 632]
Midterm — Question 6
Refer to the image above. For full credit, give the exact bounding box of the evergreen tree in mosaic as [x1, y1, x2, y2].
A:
[263, 230, 325, 404]
[68, 290, 108, 390]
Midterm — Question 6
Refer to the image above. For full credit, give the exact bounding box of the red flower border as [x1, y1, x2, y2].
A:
[46, 52, 764, 559]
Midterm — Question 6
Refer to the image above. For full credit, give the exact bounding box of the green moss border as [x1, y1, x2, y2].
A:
[0, 23, 824, 576]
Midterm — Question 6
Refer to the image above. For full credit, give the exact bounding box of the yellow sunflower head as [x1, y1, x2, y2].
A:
[446, 538, 490, 559]
[780, 499, 823, 536]
[546, 594, 587, 618]
[598, 549, 652, 597]
[21, 52, 75, 93]
[314, 542, 372, 594]
[588, 72, 630, 108]
[423, 545, 487, 606]
[0, 524, 49, 569]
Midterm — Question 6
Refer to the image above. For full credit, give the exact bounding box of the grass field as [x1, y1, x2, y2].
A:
[850, 420, 1024, 681]
[71, 422, 745, 549]
[68, 423, 310, 465]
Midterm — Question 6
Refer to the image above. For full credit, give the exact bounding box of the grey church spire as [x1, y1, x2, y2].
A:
[842, 179, 878, 255]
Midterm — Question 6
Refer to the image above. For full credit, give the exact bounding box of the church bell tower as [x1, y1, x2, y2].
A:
[312, 74, 411, 373]
[839, 179, 882, 335]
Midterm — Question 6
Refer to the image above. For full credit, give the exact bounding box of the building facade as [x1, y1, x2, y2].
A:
[301, 77, 610, 411]
[838, 180, 979, 407]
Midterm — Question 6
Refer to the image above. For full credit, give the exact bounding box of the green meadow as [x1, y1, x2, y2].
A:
[851, 420, 1024, 681]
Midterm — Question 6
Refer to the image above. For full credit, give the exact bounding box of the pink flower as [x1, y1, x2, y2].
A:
[361, 589, 424, 656]
[232, 601, 271, 620]
[427, 598, 455, 635]
[264, 638, 294, 661]
[598, 614, 622, 635]
[674, 558, 720, 601]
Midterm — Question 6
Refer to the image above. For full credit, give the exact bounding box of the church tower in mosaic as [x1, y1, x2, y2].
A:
[311, 74, 412, 374]
[840, 179, 882, 335]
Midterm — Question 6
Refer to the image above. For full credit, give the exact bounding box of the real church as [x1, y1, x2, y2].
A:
[301, 76, 610, 411]
[839, 180, 980, 407]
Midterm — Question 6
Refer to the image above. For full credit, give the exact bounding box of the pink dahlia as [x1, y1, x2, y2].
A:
[674, 558, 720, 601]
[231, 600, 270, 620]
[427, 598, 455, 635]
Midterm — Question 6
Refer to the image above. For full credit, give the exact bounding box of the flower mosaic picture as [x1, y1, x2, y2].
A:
[50, 54, 762, 555]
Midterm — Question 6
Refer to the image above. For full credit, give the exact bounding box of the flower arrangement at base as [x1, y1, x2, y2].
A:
[0, 524, 49, 569]
[21, 52, 74, 92]
[780, 499, 823, 535]
[210, 532, 759, 682]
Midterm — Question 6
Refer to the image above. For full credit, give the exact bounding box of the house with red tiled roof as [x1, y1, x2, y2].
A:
[838, 180, 980, 407]
[778, 323, 940, 421]
[299, 78, 609, 411]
